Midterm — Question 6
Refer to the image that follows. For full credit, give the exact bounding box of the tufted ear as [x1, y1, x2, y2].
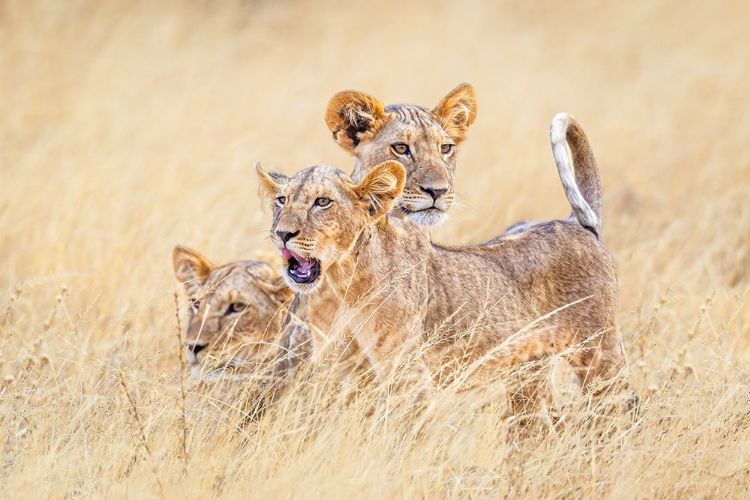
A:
[256, 162, 289, 204]
[254, 276, 294, 307]
[325, 90, 386, 153]
[173, 246, 213, 296]
[246, 263, 293, 306]
[433, 83, 478, 145]
[355, 160, 406, 218]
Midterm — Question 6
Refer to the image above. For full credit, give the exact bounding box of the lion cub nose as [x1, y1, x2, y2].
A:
[276, 230, 300, 244]
[420, 187, 448, 201]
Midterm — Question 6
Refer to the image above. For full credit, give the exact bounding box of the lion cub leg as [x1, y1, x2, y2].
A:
[367, 344, 434, 409]
[565, 334, 637, 412]
[469, 326, 633, 407]
[395, 358, 434, 406]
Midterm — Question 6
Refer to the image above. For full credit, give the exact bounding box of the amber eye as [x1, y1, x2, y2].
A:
[315, 197, 332, 208]
[391, 143, 410, 156]
[276, 196, 286, 207]
[440, 144, 454, 155]
[228, 302, 246, 314]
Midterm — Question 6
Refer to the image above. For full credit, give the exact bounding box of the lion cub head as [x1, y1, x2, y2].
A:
[173, 246, 292, 375]
[256, 162, 405, 293]
[325, 84, 476, 227]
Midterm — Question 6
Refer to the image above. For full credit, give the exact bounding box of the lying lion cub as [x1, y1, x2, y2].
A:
[256, 117, 631, 397]
[173, 246, 292, 378]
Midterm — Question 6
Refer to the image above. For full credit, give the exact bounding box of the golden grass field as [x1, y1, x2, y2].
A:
[2, 1, 750, 498]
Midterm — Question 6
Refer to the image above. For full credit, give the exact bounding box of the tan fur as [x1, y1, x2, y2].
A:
[173, 246, 292, 377]
[256, 159, 632, 399]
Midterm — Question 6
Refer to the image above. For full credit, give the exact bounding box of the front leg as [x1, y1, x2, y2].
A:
[305, 320, 368, 403]
[357, 313, 434, 406]
[272, 294, 312, 380]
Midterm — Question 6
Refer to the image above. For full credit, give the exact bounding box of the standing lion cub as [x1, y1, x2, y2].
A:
[256, 115, 632, 399]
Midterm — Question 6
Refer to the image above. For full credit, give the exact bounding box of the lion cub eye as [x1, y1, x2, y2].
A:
[228, 302, 246, 314]
[190, 300, 200, 312]
[440, 144, 454, 155]
[391, 143, 410, 156]
[275, 196, 286, 207]
[314, 197, 332, 208]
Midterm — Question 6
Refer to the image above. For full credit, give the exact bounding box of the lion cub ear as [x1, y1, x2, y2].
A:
[173, 246, 213, 296]
[255, 277, 294, 306]
[325, 91, 386, 153]
[247, 263, 293, 306]
[433, 83, 478, 145]
[355, 160, 406, 218]
[256, 163, 289, 203]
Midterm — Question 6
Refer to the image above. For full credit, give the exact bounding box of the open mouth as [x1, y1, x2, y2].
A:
[281, 248, 321, 284]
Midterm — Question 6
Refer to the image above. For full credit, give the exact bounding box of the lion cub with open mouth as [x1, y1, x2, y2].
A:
[256, 144, 631, 399]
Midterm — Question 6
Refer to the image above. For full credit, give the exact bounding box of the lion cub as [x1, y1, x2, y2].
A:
[173, 246, 292, 378]
[256, 124, 631, 397]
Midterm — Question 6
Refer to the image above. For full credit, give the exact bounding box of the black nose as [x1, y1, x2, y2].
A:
[276, 230, 299, 243]
[187, 343, 207, 355]
[420, 187, 448, 201]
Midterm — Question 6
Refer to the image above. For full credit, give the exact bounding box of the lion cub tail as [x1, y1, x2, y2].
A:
[550, 113, 603, 237]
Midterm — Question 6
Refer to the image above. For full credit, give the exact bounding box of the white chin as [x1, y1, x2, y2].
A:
[283, 275, 323, 295]
[408, 210, 448, 227]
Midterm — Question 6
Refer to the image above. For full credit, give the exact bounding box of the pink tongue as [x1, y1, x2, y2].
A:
[281, 248, 316, 273]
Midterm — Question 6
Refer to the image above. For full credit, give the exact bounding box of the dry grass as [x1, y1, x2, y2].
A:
[2, 1, 750, 498]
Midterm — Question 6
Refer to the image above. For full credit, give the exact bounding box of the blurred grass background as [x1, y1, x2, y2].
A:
[1, 1, 749, 497]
